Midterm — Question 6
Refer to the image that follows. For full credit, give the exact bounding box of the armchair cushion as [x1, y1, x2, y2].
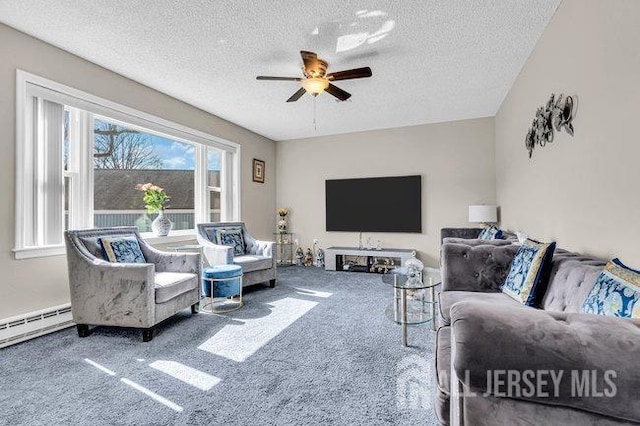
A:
[154, 272, 198, 304]
[216, 228, 246, 255]
[234, 255, 273, 273]
[100, 235, 146, 264]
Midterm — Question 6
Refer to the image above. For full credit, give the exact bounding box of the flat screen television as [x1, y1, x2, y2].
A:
[325, 175, 422, 233]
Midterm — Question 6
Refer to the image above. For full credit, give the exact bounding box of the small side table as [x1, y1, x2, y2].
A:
[201, 265, 243, 314]
[273, 232, 294, 266]
[383, 267, 441, 346]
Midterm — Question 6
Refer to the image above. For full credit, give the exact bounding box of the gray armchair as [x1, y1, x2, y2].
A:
[64, 227, 201, 342]
[197, 222, 276, 288]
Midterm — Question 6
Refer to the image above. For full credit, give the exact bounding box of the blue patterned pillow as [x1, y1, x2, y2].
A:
[100, 236, 146, 264]
[216, 228, 246, 256]
[582, 258, 640, 318]
[478, 226, 503, 240]
[501, 238, 556, 306]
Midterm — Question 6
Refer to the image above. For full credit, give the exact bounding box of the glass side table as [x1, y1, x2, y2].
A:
[273, 232, 294, 266]
[382, 267, 441, 346]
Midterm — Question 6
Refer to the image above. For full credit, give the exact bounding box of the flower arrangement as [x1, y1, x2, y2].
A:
[135, 183, 170, 214]
[277, 208, 289, 217]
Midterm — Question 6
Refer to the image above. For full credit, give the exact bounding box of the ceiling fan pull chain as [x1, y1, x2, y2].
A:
[313, 96, 317, 131]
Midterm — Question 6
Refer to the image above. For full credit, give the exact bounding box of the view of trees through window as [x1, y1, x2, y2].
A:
[63, 111, 222, 233]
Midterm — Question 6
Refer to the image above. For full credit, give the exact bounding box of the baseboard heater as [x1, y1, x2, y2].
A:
[0, 304, 74, 348]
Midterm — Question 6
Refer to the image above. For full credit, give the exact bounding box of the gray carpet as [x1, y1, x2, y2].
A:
[0, 267, 438, 425]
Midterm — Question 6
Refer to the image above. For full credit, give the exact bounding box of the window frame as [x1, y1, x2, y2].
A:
[14, 70, 241, 259]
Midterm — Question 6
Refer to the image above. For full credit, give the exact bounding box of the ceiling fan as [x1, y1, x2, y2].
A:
[256, 51, 372, 102]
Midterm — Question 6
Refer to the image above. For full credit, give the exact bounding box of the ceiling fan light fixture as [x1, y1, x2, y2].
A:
[302, 77, 329, 95]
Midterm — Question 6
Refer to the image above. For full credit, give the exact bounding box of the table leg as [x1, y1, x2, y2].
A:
[401, 288, 407, 346]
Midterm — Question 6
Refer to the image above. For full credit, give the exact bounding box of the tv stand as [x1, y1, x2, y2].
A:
[324, 247, 416, 273]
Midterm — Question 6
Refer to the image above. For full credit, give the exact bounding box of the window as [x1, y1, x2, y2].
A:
[15, 70, 240, 259]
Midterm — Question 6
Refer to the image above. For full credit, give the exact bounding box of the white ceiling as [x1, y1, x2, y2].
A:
[0, 1, 561, 141]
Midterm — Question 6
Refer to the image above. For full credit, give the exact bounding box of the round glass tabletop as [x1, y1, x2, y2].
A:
[381, 267, 441, 289]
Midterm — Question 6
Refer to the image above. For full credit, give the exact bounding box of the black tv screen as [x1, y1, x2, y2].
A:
[325, 175, 422, 233]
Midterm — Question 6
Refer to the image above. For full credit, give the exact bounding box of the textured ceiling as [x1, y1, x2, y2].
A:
[0, 0, 561, 141]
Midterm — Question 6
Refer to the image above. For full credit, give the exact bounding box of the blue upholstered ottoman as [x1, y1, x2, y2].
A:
[201, 265, 243, 313]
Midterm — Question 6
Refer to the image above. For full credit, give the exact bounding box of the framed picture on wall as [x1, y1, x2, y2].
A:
[253, 158, 265, 183]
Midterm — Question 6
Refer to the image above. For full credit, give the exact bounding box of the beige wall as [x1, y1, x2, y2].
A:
[276, 118, 496, 267]
[0, 24, 276, 319]
[495, 0, 640, 262]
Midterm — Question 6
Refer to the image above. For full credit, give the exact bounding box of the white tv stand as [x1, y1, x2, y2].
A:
[324, 246, 416, 272]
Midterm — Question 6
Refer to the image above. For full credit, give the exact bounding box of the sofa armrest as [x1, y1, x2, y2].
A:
[441, 228, 483, 243]
[441, 243, 518, 292]
[197, 234, 233, 266]
[68, 257, 156, 327]
[139, 241, 201, 274]
[450, 301, 640, 423]
[253, 240, 275, 258]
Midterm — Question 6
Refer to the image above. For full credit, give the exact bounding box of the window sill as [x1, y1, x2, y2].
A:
[13, 245, 66, 260]
[140, 230, 197, 245]
[13, 230, 198, 259]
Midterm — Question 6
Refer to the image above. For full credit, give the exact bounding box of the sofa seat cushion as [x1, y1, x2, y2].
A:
[233, 255, 272, 273]
[438, 291, 522, 326]
[155, 272, 197, 304]
[435, 326, 451, 425]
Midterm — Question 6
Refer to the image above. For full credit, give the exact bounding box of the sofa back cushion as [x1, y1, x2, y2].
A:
[441, 243, 520, 292]
[541, 250, 606, 313]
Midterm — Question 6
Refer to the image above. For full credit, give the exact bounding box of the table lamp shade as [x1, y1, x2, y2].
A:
[468, 205, 497, 223]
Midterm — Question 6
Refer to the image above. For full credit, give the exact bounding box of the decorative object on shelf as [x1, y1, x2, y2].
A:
[303, 248, 314, 266]
[295, 247, 304, 266]
[371, 257, 395, 274]
[252, 158, 265, 183]
[277, 208, 289, 233]
[376, 240, 382, 251]
[405, 256, 425, 286]
[525, 93, 576, 158]
[135, 182, 172, 237]
[468, 205, 498, 225]
[315, 248, 325, 268]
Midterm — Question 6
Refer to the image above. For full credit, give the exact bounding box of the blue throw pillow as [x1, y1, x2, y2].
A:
[478, 226, 503, 240]
[501, 238, 556, 306]
[216, 228, 245, 256]
[582, 258, 640, 318]
[100, 236, 146, 264]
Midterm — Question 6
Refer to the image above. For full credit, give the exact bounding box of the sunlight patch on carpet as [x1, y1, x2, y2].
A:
[293, 287, 334, 298]
[149, 360, 221, 391]
[84, 358, 116, 376]
[120, 378, 183, 412]
[198, 297, 318, 362]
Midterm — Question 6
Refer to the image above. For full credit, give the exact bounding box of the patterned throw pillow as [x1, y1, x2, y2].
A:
[216, 228, 246, 256]
[478, 226, 503, 240]
[582, 258, 640, 318]
[501, 238, 556, 306]
[100, 236, 146, 264]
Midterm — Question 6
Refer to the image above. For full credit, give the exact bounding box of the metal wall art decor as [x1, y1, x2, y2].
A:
[525, 93, 576, 158]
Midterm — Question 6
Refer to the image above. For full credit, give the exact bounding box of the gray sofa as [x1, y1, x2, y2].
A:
[65, 227, 201, 342]
[436, 240, 640, 425]
[197, 222, 276, 288]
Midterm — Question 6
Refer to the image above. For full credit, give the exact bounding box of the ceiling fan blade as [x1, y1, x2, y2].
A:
[325, 83, 351, 101]
[327, 67, 372, 81]
[286, 87, 306, 103]
[300, 50, 318, 72]
[256, 76, 302, 81]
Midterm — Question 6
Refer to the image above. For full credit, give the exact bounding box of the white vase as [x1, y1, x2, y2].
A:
[277, 218, 288, 233]
[152, 210, 172, 237]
